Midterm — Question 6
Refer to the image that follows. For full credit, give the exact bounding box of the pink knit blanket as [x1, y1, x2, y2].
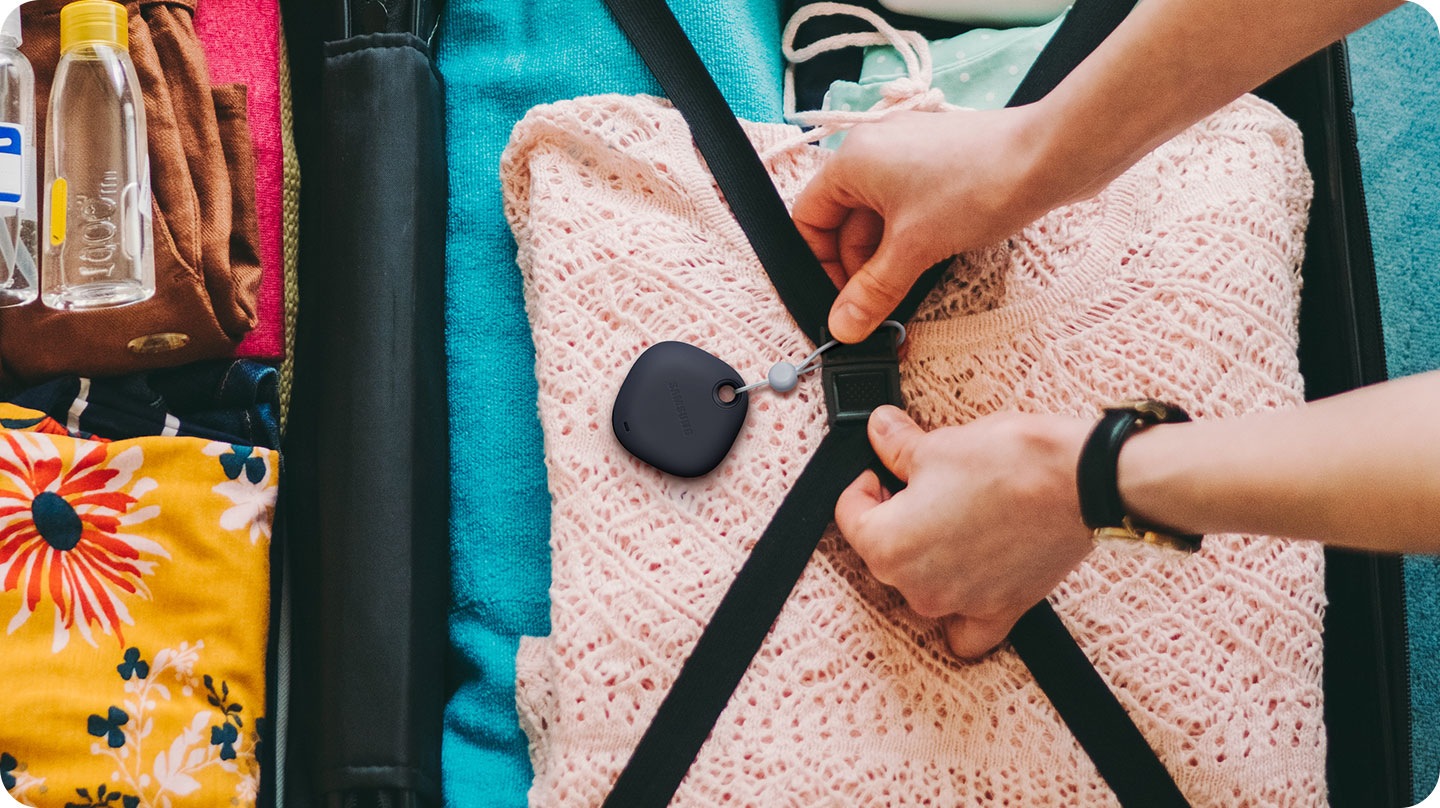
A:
[503, 93, 1323, 806]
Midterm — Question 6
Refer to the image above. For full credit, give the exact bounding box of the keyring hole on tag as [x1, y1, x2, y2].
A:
[714, 382, 740, 406]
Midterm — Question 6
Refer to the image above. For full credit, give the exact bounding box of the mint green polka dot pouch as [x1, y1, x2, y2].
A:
[820, 8, 1069, 147]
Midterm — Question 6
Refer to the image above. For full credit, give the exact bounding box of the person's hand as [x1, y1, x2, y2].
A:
[834, 405, 1096, 659]
[792, 105, 1084, 344]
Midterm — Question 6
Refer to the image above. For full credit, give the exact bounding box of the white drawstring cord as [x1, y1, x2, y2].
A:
[762, 2, 968, 159]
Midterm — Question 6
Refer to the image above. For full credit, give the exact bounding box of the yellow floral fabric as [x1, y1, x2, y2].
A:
[0, 404, 275, 808]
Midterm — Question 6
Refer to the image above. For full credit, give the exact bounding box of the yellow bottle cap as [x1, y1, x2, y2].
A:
[59, 0, 128, 53]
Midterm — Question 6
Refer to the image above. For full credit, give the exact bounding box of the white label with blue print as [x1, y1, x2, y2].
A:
[0, 123, 22, 208]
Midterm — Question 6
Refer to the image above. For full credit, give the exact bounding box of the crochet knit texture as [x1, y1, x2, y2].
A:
[502, 93, 1322, 806]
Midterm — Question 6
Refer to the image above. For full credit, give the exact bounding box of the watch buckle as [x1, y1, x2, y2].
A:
[1091, 517, 1202, 554]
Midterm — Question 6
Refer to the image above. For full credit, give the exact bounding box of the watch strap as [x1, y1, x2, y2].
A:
[1077, 400, 1202, 552]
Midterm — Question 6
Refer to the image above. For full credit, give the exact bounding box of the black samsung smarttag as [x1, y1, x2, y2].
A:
[612, 341, 749, 477]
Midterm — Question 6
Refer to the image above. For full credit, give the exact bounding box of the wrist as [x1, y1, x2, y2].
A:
[1017, 413, 1097, 563]
[1114, 421, 1200, 537]
[1025, 67, 1174, 210]
[1003, 101, 1093, 222]
[1020, 93, 1128, 209]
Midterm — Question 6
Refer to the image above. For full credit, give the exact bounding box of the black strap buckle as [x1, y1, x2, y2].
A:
[820, 327, 904, 428]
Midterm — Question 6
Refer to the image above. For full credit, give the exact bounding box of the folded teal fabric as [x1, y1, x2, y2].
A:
[1348, 4, 1440, 803]
[436, 2, 784, 804]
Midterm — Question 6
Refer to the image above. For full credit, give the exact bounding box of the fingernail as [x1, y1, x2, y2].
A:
[870, 405, 901, 437]
[834, 301, 866, 339]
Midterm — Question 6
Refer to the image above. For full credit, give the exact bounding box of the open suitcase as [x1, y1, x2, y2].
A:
[271, 0, 1423, 805]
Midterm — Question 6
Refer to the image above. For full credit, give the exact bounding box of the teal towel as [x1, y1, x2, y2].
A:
[1349, 4, 1440, 802]
[436, 2, 784, 804]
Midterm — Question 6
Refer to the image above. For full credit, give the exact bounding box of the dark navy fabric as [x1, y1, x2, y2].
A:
[8, 360, 281, 448]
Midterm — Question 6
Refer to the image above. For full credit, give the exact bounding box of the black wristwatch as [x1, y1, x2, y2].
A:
[1076, 399, 1203, 554]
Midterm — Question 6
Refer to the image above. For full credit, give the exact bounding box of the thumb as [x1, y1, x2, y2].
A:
[868, 405, 925, 483]
[828, 239, 921, 343]
[941, 614, 1014, 660]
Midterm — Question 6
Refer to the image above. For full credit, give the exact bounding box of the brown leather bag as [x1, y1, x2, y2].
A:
[2, 0, 261, 383]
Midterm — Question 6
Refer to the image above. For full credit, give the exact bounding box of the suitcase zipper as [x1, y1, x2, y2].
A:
[1334, 38, 1414, 801]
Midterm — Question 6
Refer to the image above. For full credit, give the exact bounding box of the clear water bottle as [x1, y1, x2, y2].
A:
[42, 0, 153, 310]
[0, 8, 38, 307]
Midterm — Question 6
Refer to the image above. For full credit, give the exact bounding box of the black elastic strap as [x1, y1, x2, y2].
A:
[604, 425, 873, 806]
[600, 0, 834, 346]
[600, 0, 1186, 805]
[1011, 604, 1189, 806]
[1009, 0, 1140, 107]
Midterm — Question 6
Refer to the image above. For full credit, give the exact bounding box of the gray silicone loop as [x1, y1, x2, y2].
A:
[736, 319, 905, 396]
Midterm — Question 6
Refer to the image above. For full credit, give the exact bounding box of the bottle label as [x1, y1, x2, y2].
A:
[0, 124, 23, 208]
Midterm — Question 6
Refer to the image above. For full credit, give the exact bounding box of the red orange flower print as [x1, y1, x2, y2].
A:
[0, 433, 167, 652]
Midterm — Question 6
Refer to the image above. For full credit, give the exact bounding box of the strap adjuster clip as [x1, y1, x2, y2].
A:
[820, 327, 904, 428]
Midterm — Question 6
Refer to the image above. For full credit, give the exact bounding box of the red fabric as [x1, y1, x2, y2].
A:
[195, 0, 282, 359]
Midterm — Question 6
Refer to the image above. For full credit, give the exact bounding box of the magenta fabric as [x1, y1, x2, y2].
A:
[195, 0, 283, 359]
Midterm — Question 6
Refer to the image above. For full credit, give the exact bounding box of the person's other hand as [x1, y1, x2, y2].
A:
[834, 405, 1095, 658]
[793, 106, 1073, 344]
